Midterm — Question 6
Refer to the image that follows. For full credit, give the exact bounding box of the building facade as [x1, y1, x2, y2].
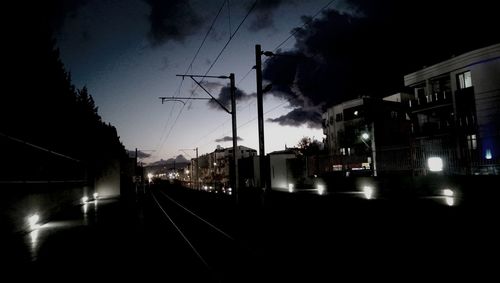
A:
[192, 145, 257, 190]
[322, 96, 411, 175]
[404, 43, 500, 174]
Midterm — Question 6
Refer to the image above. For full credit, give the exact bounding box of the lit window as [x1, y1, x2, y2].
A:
[458, 71, 472, 89]
[467, 134, 477, 150]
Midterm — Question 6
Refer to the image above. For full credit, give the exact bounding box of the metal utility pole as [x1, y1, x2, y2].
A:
[255, 44, 266, 190]
[229, 73, 239, 202]
[371, 122, 377, 177]
[196, 147, 199, 190]
[164, 74, 239, 202]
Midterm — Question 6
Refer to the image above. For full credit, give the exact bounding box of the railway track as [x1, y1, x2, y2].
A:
[149, 186, 259, 283]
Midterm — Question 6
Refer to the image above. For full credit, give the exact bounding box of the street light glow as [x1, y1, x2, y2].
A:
[428, 157, 443, 172]
[27, 214, 40, 228]
[363, 186, 374, 199]
[361, 133, 369, 140]
[442, 189, 454, 197]
[317, 184, 325, 195]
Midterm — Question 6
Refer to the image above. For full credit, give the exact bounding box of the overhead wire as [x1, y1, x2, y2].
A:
[153, 0, 229, 159]
[273, 0, 337, 52]
[158, 0, 259, 156]
[182, 0, 334, 155]
[196, 0, 338, 153]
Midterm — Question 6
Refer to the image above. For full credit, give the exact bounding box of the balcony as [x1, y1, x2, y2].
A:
[409, 90, 452, 112]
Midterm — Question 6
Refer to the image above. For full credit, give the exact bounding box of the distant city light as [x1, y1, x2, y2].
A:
[361, 133, 369, 140]
[288, 183, 294, 193]
[354, 111, 359, 116]
[363, 186, 374, 199]
[93, 192, 99, 199]
[485, 149, 492, 160]
[427, 157, 443, 172]
[82, 196, 89, 203]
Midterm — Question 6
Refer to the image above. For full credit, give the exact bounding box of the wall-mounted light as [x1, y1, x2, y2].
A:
[27, 214, 40, 229]
[363, 186, 374, 199]
[485, 149, 492, 160]
[428, 157, 443, 172]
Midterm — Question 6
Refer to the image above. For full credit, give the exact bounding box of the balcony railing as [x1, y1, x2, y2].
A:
[409, 90, 452, 110]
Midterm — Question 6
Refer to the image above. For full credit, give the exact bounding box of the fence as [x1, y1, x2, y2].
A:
[0, 132, 86, 184]
[308, 146, 499, 176]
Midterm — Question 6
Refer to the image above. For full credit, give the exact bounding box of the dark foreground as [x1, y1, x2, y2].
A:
[3, 179, 500, 282]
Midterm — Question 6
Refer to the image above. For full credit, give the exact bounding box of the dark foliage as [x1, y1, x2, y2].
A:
[1, 2, 126, 180]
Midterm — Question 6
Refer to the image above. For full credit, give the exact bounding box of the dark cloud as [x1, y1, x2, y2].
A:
[159, 57, 169, 71]
[248, 0, 287, 32]
[189, 81, 223, 96]
[144, 0, 202, 46]
[81, 30, 91, 41]
[215, 136, 243, 142]
[263, 0, 500, 128]
[267, 108, 322, 129]
[127, 149, 151, 159]
[48, 0, 90, 32]
[208, 85, 256, 111]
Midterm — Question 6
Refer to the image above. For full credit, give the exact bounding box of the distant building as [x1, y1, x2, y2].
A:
[404, 43, 500, 174]
[322, 95, 411, 175]
[268, 148, 304, 191]
[193, 145, 257, 190]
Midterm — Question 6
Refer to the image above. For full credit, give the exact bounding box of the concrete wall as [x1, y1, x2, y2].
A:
[95, 159, 121, 198]
[0, 184, 86, 234]
[269, 154, 296, 191]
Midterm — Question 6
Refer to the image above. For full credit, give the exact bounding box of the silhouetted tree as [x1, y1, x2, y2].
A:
[297, 136, 323, 156]
[2, 3, 126, 182]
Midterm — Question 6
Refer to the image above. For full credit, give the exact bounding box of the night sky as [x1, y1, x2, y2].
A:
[43, 0, 500, 162]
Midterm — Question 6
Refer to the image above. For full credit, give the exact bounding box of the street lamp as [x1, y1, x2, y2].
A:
[360, 126, 377, 176]
[213, 162, 217, 191]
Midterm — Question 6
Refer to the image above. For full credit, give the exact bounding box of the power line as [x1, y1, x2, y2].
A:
[158, 0, 258, 156]
[196, 101, 287, 151]
[190, 1, 334, 155]
[273, 0, 337, 52]
[185, 0, 227, 76]
[153, 0, 227, 160]
[203, 0, 258, 81]
[237, 66, 255, 85]
[227, 0, 232, 38]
